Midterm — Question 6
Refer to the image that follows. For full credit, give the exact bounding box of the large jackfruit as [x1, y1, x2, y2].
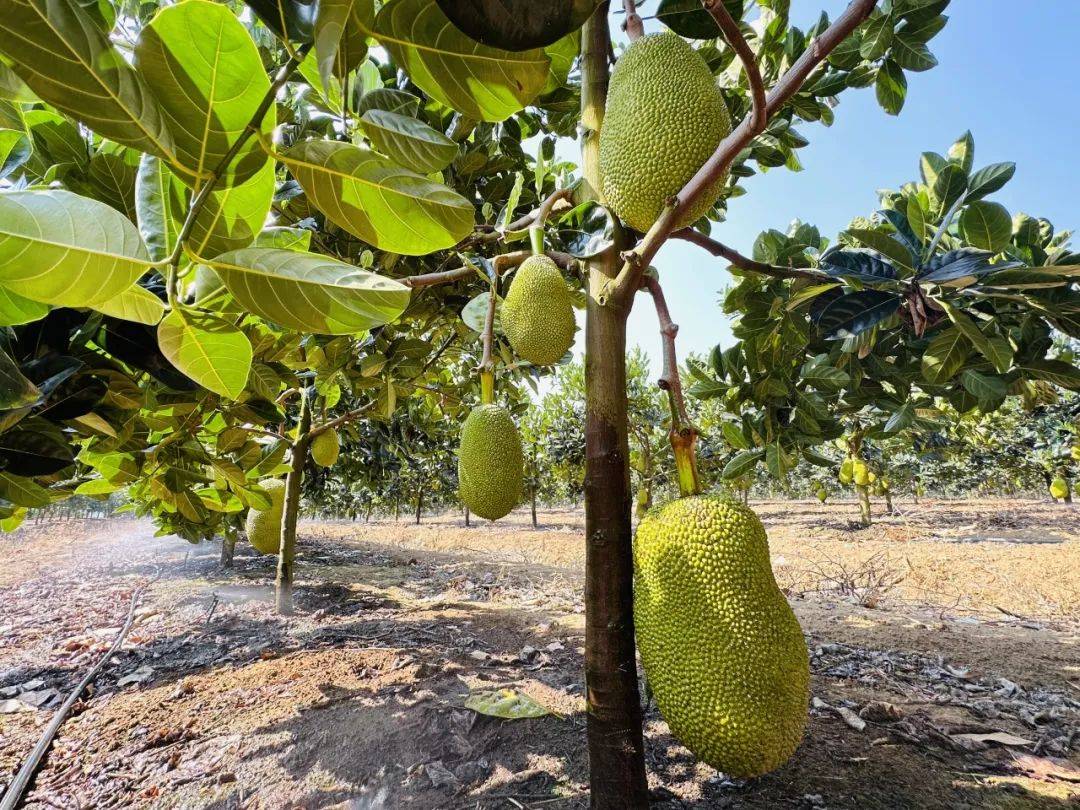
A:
[311, 428, 340, 467]
[634, 496, 809, 777]
[599, 32, 732, 233]
[458, 405, 523, 521]
[1050, 477, 1069, 500]
[245, 478, 286, 554]
[502, 255, 576, 365]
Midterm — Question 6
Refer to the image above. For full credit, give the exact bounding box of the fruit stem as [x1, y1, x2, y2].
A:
[529, 225, 545, 256]
[480, 371, 495, 405]
[671, 422, 701, 498]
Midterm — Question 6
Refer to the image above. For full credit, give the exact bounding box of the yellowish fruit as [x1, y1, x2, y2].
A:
[1050, 477, 1069, 500]
[502, 255, 576, 365]
[816, 487, 827, 503]
[310, 429, 340, 467]
[852, 460, 870, 487]
[458, 405, 523, 521]
[245, 479, 286, 554]
[838, 459, 853, 485]
[599, 33, 732, 233]
[634, 496, 809, 777]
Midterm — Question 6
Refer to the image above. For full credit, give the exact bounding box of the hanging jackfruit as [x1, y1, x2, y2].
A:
[1050, 477, 1069, 500]
[815, 485, 828, 503]
[501, 255, 576, 365]
[634, 496, 809, 777]
[245, 478, 286, 554]
[838, 459, 853, 485]
[852, 460, 870, 487]
[458, 405, 523, 520]
[311, 428, 340, 467]
[599, 32, 732, 233]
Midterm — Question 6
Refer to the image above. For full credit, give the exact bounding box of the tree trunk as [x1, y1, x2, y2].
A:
[275, 394, 311, 615]
[579, 8, 649, 806]
[393, 498, 400, 522]
[885, 490, 894, 513]
[531, 486, 538, 528]
[415, 488, 423, 524]
[220, 534, 236, 569]
[465, 506, 470, 527]
[857, 484, 872, 527]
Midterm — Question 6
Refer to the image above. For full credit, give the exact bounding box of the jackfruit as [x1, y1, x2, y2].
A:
[311, 429, 340, 467]
[501, 255, 576, 365]
[1050, 477, 1069, 500]
[245, 478, 286, 554]
[1071, 444, 1080, 462]
[599, 32, 732, 233]
[815, 486, 828, 503]
[852, 460, 870, 487]
[458, 405, 523, 521]
[634, 496, 809, 777]
[838, 459, 853, 485]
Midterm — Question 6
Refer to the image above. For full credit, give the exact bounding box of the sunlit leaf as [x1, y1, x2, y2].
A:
[157, 307, 252, 398]
[93, 284, 166, 325]
[360, 109, 458, 173]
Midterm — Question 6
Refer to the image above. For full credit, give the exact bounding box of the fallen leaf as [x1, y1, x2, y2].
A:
[464, 689, 550, 720]
[951, 731, 1032, 747]
[836, 707, 867, 731]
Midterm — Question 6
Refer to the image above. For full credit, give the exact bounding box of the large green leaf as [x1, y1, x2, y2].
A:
[0, 0, 176, 161]
[135, 0, 272, 186]
[279, 140, 474, 255]
[186, 160, 275, 257]
[959, 201, 1011, 253]
[360, 109, 458, 173]
[722, 449, 765, 480]
[135, 155, 185, 262]
[368, 0, 550, 122]
[0, 128, 31, 180]
[920, 328, 970, 385]
[157, 307, 252, 398]
[93, 283, 166, 325]
[208, 247, 412, 334]
[314, 0, 370, 91]
[1017, 359, 1080, 391]
[0, 285, 49, 325]
[0, 190, 152, 307]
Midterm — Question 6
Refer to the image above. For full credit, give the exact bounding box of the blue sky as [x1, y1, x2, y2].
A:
[560, 0, 1080, 376]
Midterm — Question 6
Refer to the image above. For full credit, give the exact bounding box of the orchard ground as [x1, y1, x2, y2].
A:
[1, 500, 1077, 809]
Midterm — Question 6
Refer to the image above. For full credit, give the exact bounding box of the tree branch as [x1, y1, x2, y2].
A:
[401, 250, 574, 289]
[704, 0, 766, 133]
[606, 0, 878, 303]
[672, 228, 831, 281]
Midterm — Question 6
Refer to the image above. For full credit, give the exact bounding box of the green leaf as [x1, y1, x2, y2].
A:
[1017, 359, 1080, 390]
[134, 0, 272, 186]
[891, 31, 937, 72]
[920, 328, 970, 384]
[0, 190, 152, 307]
[464, 689, 550, 719]
[0, 347, 39, 409]
[279, 140, 474, 255]
[186, 160, 275, 257]
[75, 478, 122, 496]
[253, 226, 313, 252]
[959, 201, 1012, 253]
[368, 0, 550, 122]
[0, 128, 31, 180]
[875, 59, 907, 115]
[93, 283, 166, 325]
[0, 285, 48, 326]
[947, 130, 975, 174]
[357, 87, 421, 117]
[0, 472, 52, 508]
[314, 0, 360, 92]
[209, 248, 412, 334]
[960, 368, 1006, 406]
[884, 399, 915, 433]
[846, 227, 916, 269]
[722, 448, 764, 479]
[966, 162, 1016, 202]
[0, 0, 176, 162]
[157, 308, 252, 398]
[360, 109, 458, 173]
[931, 163, 968, 216]
[134, 155, 184, 262]
[859, 12, 894, 60]
[721, 422, 749, 450]
[907, 196, 927, 244]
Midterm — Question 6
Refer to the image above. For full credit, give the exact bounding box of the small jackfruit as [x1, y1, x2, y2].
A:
[1071, 444, 1080, 462]
[634, 496, 809, 777]
[815, 486, 828, 503]
[311, 429, 340, 467]
[458, 405, 523, 521]
[838, 459, 853, 485]
[599, 32, 732, 233]
[245, 478, 286, 554]
[1050, 477, 1069, 500]
[501, 255, 576, 365]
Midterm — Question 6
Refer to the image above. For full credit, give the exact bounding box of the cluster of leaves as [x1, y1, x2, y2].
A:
[690, 133, 1080, 481]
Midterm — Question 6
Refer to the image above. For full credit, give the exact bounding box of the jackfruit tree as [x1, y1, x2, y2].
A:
[3, 0, 1080, 806]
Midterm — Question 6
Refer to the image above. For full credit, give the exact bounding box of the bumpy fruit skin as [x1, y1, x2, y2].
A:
[458, 405, 523, 521]
[634, 496, 809, 777]
[1050, 477, 1069, 500]
[816, 487, 828, 503]
[311, 429, 340, 468]
[502, 255, 576, 365]
[245, 478, 286, 554]
[852, 460, 870, 487]
[599, 32, 732, 233]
